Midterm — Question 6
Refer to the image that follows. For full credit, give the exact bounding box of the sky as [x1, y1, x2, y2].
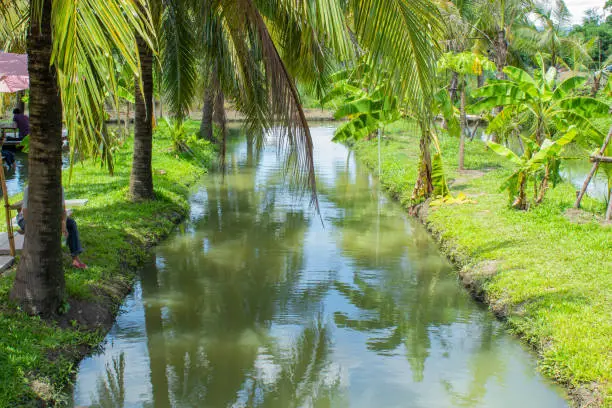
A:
[565, 0, 606, 24]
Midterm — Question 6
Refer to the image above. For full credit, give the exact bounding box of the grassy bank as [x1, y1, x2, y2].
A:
[353, 121, 611, 407]
[0, 121, 215, 407]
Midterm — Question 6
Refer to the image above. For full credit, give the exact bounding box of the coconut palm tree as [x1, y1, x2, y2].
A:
[5, 0, 151, 316]
[153, 0, 444, 203]
[476, 0, 533, 79]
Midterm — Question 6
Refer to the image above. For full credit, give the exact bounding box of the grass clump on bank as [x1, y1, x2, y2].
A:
[353, 120, 611, 407]
[0, 120, 215, 407]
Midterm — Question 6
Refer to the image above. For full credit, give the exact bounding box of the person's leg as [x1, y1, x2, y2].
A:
[66, 217, 86, 268]
[17, 214, 25, 233]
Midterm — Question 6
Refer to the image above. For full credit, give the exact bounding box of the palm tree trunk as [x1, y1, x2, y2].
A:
[494, 29, 508, 80]
[129, 34, 155, 201]
[11, 0, 64, 316]
[459, 78, 467, 171]
[491, 29, 508, 144]
[591, 72, 602, 98]
[199, 85, 215, 141]
[412, 123, 434, 201]
[448, 71, 459, 101]
[214, 89, 227, 167]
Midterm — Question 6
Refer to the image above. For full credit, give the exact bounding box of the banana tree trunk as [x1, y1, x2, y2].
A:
[459, 78, 467, 171]
[591, 72, 602, 98]
[129, 33, 155, 201]
[11, 0, 65, 316]
[513, 173, 528, 210]
[536, 164, 550, 204]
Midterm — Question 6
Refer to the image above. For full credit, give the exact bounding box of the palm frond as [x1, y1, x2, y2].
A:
[51, 0, 154, 171]
[350, 0, 444, 120]
[226, 0, 319, 206]
[161, 0, 198, 122]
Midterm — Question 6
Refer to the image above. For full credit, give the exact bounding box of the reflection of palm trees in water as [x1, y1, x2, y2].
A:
[324, 162, 506, 400]
[128, 134, 338, 407]
[89, 353, 126, 408]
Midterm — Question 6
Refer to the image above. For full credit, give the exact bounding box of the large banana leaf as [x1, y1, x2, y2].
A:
[528, 127, 577, 170]
[470, 83, 528, 112]
[558, 97, 610, 119]
[486, 141, 523, 166]
[503, 66, 540, 98]
[434, 88, 460, 138]
[552, 75, 586, 100]
[432, 152, 450, 197]
[504, 66, 537, 86]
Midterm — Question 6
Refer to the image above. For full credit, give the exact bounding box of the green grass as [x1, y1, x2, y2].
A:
[353, 120, 611, 407]
[0, 120, 216, 407]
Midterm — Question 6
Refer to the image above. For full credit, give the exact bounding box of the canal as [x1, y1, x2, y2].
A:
[70, 126, 567, 407]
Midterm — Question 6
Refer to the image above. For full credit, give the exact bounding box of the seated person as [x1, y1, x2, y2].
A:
[12, 108, 29, 140]
[2, 150, 15, 169]
[17, 185, 87, 269]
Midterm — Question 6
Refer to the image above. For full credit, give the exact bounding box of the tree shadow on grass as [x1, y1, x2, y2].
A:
[470, 239, 518, 259]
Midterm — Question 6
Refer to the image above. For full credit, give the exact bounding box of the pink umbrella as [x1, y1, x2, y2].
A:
[0, 52, 28, 93]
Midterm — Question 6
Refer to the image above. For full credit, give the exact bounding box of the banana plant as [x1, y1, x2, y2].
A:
[471, 55, 610, 147]
[322, 80, 400, 143]
[487, 127, 578, 209]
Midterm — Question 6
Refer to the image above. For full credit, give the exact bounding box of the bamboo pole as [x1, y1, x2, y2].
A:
[590, 155, 612, 163]
[575, 126, 612, 208]
[0, 135, 15, 256]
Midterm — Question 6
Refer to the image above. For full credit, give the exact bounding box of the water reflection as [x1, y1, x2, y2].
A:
[73, 127, 567, 407]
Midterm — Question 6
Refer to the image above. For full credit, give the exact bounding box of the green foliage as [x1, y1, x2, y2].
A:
[18, 135, 29, 153]
[472, 60, 610, 145]
[438, 52, 496, 77]
[434, 88, 460, 138]
[487, 128, 578, 206]
[323, 68, 401, 142]
[0, 123, 216, 407]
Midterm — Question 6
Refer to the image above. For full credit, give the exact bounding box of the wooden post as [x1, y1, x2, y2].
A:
[0, 136, 15, 256]
[575, 126, 612, 208]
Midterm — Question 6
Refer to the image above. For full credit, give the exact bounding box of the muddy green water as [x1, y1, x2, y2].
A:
[72, 126, 567, 408]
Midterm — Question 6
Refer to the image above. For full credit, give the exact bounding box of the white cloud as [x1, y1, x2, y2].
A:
[565, 0, 606, 24]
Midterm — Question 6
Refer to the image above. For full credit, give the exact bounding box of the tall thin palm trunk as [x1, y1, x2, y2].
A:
[494, 29, 508, 80]
[199, 85, 215, 142]
[214, 89, 227, 167]
[491, 29, 508, 144]
[459, 78, 467, 171]
[448, 71, 459, 101]
[11, 0, 64, 316]
[129, 34, 155, 201]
